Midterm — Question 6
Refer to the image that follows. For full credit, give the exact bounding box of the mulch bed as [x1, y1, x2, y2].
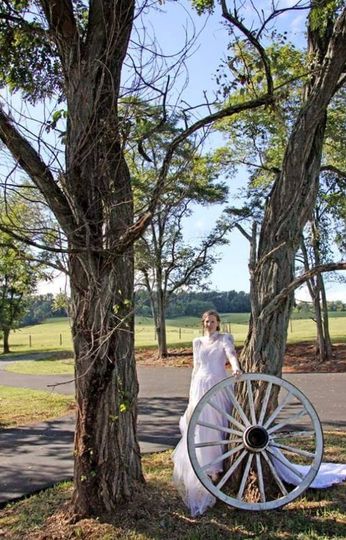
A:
[135, 342, 346, 373]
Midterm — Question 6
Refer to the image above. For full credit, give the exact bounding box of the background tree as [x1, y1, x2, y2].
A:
[130, 107, 229, 356]
[0, 197, 48, 352]
[298, 170, 346, 361]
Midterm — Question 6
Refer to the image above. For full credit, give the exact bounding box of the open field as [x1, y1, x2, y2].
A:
[2, 313, 346, 356]
[0, 431, 345, 540]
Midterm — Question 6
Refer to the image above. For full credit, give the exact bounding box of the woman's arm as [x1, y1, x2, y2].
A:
[223, 334, 242, 376]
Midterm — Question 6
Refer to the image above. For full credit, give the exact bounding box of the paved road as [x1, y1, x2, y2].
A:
[1, 362, 345, 504]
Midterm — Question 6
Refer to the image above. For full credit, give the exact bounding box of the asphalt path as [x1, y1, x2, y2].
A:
[0, 361, 345, 504]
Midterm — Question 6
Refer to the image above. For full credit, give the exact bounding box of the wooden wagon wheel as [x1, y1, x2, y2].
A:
[187, 373, 324, 511]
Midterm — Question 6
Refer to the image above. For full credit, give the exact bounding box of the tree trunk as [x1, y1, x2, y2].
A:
[240, 115, 327, 376]
[70, 248, 143, 517]
[156, 287, 168, 358]
[320, 276, 333, 359]
[66, 105, 144, 515]
[312, 219, 333, 361]
[312, 288, 327, 361]
[3, 328, 10, 354]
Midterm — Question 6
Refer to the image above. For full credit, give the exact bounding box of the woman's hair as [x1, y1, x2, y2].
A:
[201, 310, 221, 331]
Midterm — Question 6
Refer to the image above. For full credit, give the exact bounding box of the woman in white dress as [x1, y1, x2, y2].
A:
[172, 310, 346, 517]
[172, 310, 242, 516]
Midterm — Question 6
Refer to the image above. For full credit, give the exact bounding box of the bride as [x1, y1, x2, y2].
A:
[172, 310, 346, 517]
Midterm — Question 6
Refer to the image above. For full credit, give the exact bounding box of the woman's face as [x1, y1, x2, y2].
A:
[203, 314, 219, 334]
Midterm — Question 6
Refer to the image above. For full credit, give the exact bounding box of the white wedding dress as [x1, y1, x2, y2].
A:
[172, 332, 346, 517]
[172, 332, 241, 516]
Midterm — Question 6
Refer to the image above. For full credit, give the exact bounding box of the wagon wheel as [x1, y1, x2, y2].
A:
[187, 373, 324, 511]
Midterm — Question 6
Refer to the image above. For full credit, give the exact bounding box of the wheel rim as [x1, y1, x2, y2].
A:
[187, 373, 324, 511]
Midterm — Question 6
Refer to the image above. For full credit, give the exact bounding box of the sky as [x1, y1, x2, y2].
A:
[38, 1, 346, 302]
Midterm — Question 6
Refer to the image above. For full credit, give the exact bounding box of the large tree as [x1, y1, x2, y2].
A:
[215, 37, 346, 364]
[0, 0, 278, 518]
[237, 2, 346, 375]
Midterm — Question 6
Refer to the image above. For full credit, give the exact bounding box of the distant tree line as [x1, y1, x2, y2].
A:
[294, 300, 346, 313]
[16, 292, 346, 328]
[135, 289, 251, 318]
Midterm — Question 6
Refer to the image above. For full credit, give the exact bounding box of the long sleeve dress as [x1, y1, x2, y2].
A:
[172, 332, 241, 517]
[172, 332, 346, 517]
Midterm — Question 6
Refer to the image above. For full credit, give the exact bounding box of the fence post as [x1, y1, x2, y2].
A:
[60, 333, 63, 345]
[179, 328, 181, 339]
[29, 335, 32, 348]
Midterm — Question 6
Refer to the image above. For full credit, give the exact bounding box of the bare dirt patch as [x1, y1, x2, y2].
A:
[136, 343, 346, 373]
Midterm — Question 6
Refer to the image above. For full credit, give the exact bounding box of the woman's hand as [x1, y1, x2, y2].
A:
[233, 369, 243, 378]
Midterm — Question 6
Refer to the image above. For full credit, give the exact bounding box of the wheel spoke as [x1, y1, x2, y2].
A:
[237, 453, 254, 500]
[267, 408, 307, 435]
[225, 386, 251, 427]
[261, 450, 288, 496]
[263, 391, 293, 429]
[196, 420, 244, 436]
[256, 453, 266, 502]
[217, 449, 248, 490]
[195, 439, 242, 448]
[267, 447, 305, 480]
[270, 441, 315, 458]
[246, 379, 257, 425]
[258, 382, 272, 426]
[201, 443, 244, 472]
[208, 399, 246, 431]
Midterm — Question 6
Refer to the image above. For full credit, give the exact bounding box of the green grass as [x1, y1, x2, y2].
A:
[0, 432, 345, 539]
[0, 386, 75, 428]
[2, 313, 345, 358]
[5, 358, 75, 375]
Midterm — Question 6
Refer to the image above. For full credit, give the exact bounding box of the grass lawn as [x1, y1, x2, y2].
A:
[0, 386, 75, 428]
[0, 431, 345, 540]
[4, 358, 75, 376]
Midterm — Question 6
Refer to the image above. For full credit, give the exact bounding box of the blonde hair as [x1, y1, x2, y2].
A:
[201, 310, 221, 331]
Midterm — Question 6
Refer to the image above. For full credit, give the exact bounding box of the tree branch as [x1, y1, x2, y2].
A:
[321, 164, 346, 178]
[234, 222, 252, 243]
[0, 104, 77, 238]
[39, 0, 79, 53]
[259, 262, 346, 321]
[220, 0, 274, 95]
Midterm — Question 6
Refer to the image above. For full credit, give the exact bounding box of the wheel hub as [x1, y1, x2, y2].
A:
[243, 425, 269, 452]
